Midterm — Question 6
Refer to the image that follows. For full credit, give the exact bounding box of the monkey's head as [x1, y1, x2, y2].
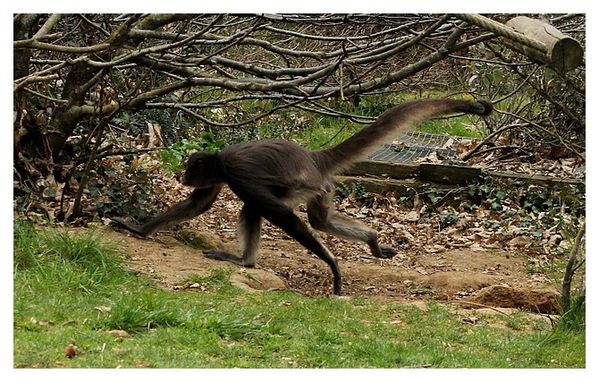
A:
[181, 152, 223, 188]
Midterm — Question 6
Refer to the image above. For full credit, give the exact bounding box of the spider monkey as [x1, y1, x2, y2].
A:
[111, 98, 493, 295]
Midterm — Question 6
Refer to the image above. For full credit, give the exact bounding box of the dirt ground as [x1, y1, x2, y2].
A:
[98, 188, 560, 315]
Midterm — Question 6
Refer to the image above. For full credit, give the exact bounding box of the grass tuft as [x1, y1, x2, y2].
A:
[199, 316, 270, 340]
[14, 219, 123, 275]
[13, 219, 43, 270]
[98, 292, 189, 332]
[555, 291, 586, 332]
[183, 267, 237, 293]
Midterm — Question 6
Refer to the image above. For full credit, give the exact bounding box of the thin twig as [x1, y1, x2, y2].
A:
[561, 222, 585, 310]
[449, 300, 512, 316]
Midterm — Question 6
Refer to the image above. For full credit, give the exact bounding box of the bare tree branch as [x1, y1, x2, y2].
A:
[13, 13, 585, 171]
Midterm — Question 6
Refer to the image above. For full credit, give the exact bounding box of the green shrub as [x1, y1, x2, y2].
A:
[159, 132, 225, 173]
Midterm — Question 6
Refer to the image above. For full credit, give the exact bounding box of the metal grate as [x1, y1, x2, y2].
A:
[368, 131, 477, 164]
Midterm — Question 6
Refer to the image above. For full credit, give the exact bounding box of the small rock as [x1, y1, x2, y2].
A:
[404, 211, 420, 222]
[507, 236, 530, 247]
[461, 316, 479, 324]
[107, 330, 130, 338]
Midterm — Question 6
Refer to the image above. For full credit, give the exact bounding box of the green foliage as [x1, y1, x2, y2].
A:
[353, 93, 398, 117]
[353, 93, 486, 138]
[553, 226, 585, 332]
[90, 157, 157, 221]
[464, 177, 584, 218]
[438, 207, 459, 228]
[336, 182, 372, 204]
[521, 186, 562, 214]
[351, 182, 368, 200]
[555, 291, 585, 332]
[113, 109, 196, 143]
[415, 117, 486, 138]
[336, 182, 352, 199]
[197, 92, 488, 155]
[397, 187, 418, 207]
[112, 111, 148, 137]
[42, 228, 119, 271]
[159, 132, 225, 174]
[425, 186, 444, 204]
[390, 176, 585, 263]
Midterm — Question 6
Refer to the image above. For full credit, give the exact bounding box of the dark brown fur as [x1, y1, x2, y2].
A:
[112, 98, 492, 295]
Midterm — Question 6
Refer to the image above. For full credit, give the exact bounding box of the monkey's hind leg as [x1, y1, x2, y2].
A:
[225, 183, 342, 295]
[307, 192, 397, 259]
[203, 205, 262, 267]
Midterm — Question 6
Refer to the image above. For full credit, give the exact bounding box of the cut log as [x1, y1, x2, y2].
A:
[456, 14, 583, 72]
[505, 16, 583, 72]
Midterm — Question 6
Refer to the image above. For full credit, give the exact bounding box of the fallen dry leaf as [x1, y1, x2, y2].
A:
[65, 344, 76, 358]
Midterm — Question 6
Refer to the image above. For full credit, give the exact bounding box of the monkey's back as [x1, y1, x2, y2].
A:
[219, 139, 326, 192]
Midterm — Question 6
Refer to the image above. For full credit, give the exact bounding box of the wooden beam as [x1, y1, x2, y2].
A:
[345, 160, 419, 179]
[346, 160, 481, 185]
[419, 163, 481, 185]
[343, 160, 583, 191]
[488, 170, 584, 190]
[335, 175, 448, 195]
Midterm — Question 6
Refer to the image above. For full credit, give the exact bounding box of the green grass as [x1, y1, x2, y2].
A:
[294, 118, 362, 150]
[14, 220, 585, 368]
[291, 114, 482, 152]
[414, 116, 485, 138]
[288, 94, 486, 150]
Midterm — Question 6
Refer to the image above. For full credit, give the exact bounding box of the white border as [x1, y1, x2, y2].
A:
[3, 2, 596, 381]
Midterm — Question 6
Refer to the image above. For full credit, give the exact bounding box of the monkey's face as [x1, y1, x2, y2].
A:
[181, 152, 222, 188]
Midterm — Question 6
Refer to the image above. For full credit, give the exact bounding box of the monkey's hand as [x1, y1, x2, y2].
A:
[109, 217, 147, 237]
[376, 244, 398, 259]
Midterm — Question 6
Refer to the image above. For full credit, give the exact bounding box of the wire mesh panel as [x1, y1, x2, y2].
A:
[368, 131, 477, 163]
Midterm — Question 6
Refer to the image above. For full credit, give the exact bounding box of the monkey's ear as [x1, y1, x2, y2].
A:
[186, 153, 203, 167]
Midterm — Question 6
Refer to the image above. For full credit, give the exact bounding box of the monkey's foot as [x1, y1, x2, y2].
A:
[333, 277, 342, 295]
[109, 216, 130, 227]
[203, 250, 248, 266]
[378, 245, 398, 259]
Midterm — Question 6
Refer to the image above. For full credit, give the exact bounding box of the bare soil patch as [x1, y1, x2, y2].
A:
[94, 208, 559, 314]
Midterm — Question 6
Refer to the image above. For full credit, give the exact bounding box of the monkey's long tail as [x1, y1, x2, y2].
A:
[311, 98, 492, 175]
